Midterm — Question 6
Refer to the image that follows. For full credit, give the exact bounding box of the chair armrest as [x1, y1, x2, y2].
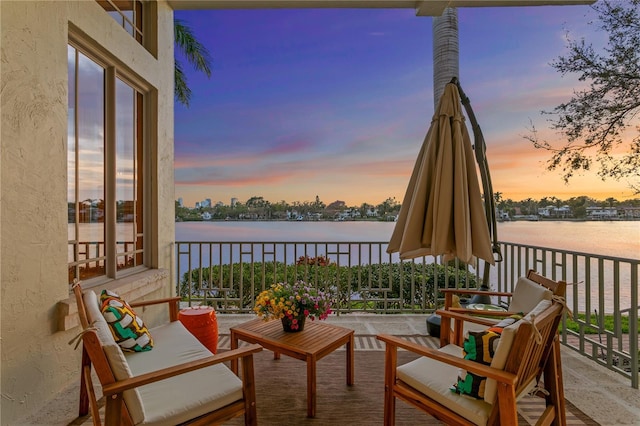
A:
[129, 297, 181, 307]
[441, 288, 513, 297]
[102, 344, 263, 397]
[436, 309, 500, 327]
[376, 334, 516, 386]
[129, 297, 181, 322]
[444, 308, 519, 319]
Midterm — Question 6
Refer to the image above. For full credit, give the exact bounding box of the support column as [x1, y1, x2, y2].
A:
[432, 8, 459, 108]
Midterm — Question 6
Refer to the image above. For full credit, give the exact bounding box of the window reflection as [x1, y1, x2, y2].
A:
[115, 78, 143, 271]
[68, 44, 144, 284]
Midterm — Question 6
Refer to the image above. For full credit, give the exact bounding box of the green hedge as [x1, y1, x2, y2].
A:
[564, 313, 636, 334]
[179, 261, 479, 312]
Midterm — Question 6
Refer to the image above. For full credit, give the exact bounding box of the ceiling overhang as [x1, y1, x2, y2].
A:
[167, 0, 596, 16]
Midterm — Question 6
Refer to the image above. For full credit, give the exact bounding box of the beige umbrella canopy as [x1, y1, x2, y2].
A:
[388, 82, 494, 265]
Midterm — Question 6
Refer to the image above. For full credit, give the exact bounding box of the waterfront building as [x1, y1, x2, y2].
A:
[587, 206, 620, 220]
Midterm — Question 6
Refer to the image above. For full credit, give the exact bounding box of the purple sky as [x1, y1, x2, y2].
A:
[174, 4, 634, 208]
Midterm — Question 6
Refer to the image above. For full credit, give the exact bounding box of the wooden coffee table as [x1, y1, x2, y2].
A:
[230, 318, 354, 418]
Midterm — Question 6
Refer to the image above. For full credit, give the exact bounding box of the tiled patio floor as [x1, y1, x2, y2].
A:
[16, 314, 640, 426]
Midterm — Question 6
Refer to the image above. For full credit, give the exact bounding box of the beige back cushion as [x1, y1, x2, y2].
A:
[83, 290, 117, 346]
[508, 276, 552, 314]
[103, 344, 145, 425]
[483, 299, 553, 404]
[84, 290, 144, 424]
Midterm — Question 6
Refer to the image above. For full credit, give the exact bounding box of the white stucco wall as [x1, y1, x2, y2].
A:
[0, 1, 175, 423]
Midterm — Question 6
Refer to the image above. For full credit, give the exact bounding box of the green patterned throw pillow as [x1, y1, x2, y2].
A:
[451, 314, 522, 399]
[100, 290, 153, 352]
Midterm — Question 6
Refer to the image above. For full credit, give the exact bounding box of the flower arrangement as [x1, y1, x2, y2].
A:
[254, 281, 332, 330]
[296, 255, 334, 266]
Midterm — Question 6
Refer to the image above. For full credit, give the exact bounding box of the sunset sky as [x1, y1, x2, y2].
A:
[174, 3, 636, 208]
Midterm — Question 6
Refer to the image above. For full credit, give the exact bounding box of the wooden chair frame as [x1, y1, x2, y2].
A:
[378, 300, 566, 426]
[73, 283, 262, 426]
[439, 269, 567, 347]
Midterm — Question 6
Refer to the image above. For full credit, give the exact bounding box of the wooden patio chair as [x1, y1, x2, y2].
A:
[377, 299, 566, 426]
[72, 283, 262, 426]
[439, 269, 567, 347]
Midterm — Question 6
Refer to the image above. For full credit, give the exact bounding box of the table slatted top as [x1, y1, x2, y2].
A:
[231, 318, 353, 356]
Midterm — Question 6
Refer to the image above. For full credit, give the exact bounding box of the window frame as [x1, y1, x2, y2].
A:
[96, 0, 144, 45]
[68, 31, 154, 288]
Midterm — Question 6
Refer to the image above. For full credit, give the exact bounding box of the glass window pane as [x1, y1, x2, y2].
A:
[67, 45, 77, 246]
[77, 52, 104, 221]
[76, 51, 105, 280]
[80, 257, 105, 280]
[115, 78, 135, 260]
[67, 41, 145, 285]
[117, 254, 133, 271]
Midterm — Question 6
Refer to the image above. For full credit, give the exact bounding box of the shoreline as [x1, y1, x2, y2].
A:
[177, 217, 640, 223]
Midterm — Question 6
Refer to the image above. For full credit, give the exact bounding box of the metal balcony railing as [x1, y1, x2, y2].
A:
[175, 240, 639, 388]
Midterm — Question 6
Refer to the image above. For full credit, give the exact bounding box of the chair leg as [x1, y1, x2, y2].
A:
[544, 337, 566, 426]
[104, 393, 124, 426]
[83, 365, 102, 426]
[496, 382, 518, 426]
[241, 355, 258, 426]
[383, 346, 397, 426]
[79, 346, 91, 416]
[439, 315, 451, 347]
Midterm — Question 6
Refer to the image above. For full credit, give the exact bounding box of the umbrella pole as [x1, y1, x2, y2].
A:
[450, 77, 503, 288]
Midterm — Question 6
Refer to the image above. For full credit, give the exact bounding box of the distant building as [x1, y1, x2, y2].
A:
[178, 197, 183, 207]
[231, 197, 238, 207]
[538, 205, 572, 218]
[618, 206, 640, 219]
[586, 207, 619, 220]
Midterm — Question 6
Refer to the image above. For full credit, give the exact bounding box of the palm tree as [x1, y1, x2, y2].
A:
[432, 8, 459, 106]
[174, 19, 212, 107]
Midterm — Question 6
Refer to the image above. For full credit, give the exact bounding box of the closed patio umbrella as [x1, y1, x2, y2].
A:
[388, 81, 494, 265]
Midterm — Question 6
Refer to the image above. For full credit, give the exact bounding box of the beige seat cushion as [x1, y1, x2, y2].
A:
[103, 320, 243, 425]
[398, 299, 555, 425]
[126, 321, 243, 426]
[103, 344, 146, 424]
[397, 344, 492, 426]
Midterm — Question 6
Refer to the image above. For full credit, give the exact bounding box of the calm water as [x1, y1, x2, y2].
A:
[175, 220, 639, 312]
[176, 220, 640, 259]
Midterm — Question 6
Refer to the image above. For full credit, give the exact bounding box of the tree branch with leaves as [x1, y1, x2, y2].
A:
[526, 0, 640, 194]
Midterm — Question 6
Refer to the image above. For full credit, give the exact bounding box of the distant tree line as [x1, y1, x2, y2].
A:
[493, 193, 640, 219]
[176, 195, 401, 222]
[176, 194, 639, 222]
